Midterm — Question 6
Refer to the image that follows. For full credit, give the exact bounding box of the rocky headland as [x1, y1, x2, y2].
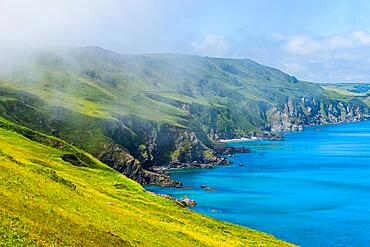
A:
[1, 48, 369, 187]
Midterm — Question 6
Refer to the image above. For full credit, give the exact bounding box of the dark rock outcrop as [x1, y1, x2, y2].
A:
[215, 145, 251, 155]
[156, 194, 196, 207]
[95, 143, 181, 186]
[179, 195, 196, 207]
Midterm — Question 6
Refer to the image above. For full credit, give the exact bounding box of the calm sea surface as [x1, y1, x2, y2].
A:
[146, 121, 370, 246]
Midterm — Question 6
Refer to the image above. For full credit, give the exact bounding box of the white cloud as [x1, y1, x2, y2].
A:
[191, 34, 230, 57]
[274, 30, 370, 55]
[187, 31, 370, 82]
[0, 0, 160, 49]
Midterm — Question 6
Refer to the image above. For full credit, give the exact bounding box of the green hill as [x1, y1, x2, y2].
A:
[0, 117, 294, 246]
[0, 47, 368, 185]
[1, 46, 368, 246]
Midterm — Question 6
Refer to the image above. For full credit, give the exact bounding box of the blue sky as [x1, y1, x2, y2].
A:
[2, 0, 370, 82]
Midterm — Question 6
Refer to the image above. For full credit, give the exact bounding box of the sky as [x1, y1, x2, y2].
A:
[2, 0, 370, 83]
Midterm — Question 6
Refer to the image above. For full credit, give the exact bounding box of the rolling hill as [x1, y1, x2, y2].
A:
[0, 47, 368, 185]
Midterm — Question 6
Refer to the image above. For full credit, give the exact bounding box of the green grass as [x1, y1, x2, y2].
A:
[0, 47, 368, 178]
[0, 47, 345, 173]
[2, 47, 368, 145]
[321, 85, 365, 97]
[321, 83, 370, 106]
[0, 118, 294, 246]
[0, 47, 337, 132]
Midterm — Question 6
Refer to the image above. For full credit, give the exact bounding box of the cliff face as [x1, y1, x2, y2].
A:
[164, 96, 369, 140]
[98, 96, 369, 184]
[267, 97, 368, 132]
[103, 115, 225, 171]
[94, 142, 180, 186]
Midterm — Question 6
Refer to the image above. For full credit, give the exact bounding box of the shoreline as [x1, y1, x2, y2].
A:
[217, 132, 283, 143]
[145, 118, 370, 247]
[149, 117, 370, 187]
[217, 117, 370, 144]
[218, 137, 257, 143]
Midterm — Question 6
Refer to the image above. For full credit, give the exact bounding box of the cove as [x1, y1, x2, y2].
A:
[146, 120, 370, 246]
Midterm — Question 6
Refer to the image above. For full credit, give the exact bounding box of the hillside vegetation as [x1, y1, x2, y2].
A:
[0, 117, 294, 246]
[321, 83, 370, 106]
[0, 47, 368, 185]
[0, 47, 331, 128]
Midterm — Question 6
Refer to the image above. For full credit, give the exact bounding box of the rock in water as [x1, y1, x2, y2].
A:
[179, 195, 196, 207]
[205, 187, 217, 191]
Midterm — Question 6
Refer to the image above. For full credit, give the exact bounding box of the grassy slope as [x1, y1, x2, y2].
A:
[0, 47, 367, 182]
[0, 47, 346, 169]
[0, 117, 294, 246]
[321, 83, 370, 106]
[0, 47, 329, 130]
[5, 47, 367, 142]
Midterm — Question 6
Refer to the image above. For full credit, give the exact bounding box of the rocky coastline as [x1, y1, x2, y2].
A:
[146, 115, 370, 187]
[217, 132, 283, 143]
[149, 156, 229, 172]
[3, 84, 368, 189]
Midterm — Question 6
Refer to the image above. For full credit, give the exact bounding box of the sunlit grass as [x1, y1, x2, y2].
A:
[0, 120, 294, 246]
[322, 86, 365, 97]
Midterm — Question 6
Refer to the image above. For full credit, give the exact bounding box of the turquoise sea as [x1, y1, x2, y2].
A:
[146, 120, 370, 246]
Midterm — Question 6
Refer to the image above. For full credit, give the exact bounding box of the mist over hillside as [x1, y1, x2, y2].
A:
[0, 46, 368, 185]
